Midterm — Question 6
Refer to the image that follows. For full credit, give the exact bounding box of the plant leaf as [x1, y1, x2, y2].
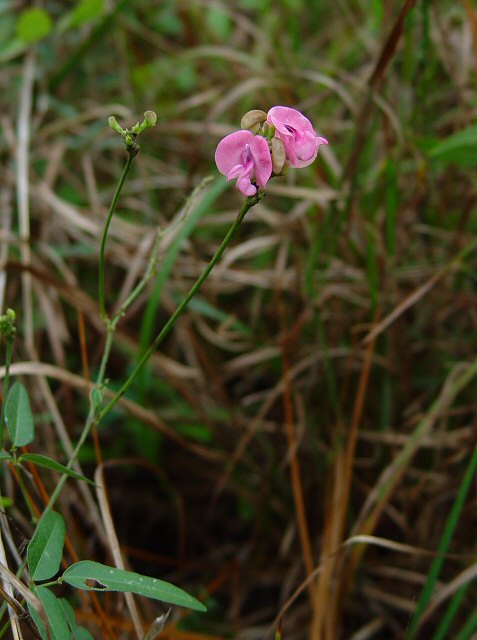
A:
[427, 124, 477, 166]
[75, 629, 96, 640]
[62, 561, 206, 612]
[5, 382, 34, 447]
[19, 453, 94, 485]
[70, 0, 105, 27]
[27, 600, 47, 640]
[59, 598, 95, 640]
[28, 512, 66, 581]
[30, 586, 71, 640]
[16, 8, 52, 43]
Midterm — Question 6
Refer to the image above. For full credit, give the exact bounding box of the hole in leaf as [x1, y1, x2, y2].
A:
[84, 578, 107, 589]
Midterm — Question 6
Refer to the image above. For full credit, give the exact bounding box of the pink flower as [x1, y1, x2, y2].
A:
[215, 130, 272, 196]
[267, 106, 328, 168]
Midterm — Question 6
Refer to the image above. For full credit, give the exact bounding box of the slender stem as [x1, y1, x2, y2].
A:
[100, 192, 262, 420]
[96, 327, 116, 387]
[99, 150, 137, 321]
[44, 327, 114, 513]
[113, 231, 161, 320]
[43, 406, 96, 516]
[0, 339, 14, 448]
[11, 461, 37, 523]
[43, 143, 140, 515]
[43, 192, 262, 515]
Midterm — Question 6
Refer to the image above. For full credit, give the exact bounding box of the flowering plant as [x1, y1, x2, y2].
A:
[215, 106, 328, 196]
[1, 106, 326, 639]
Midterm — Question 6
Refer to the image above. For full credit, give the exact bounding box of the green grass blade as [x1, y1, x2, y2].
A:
[454, 609, 477, 640]
[431, 584, 468, 640]
[406, 441, 477, 638]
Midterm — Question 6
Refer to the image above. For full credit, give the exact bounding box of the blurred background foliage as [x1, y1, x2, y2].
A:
[2, 0, 477, 638]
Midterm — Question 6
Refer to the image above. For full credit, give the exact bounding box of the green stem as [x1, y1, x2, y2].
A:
[42, 332, 113, 515]
[13, 461, 38, 523]
[43, 407, 96, 516]
[99, 150, 137, 321]
[0, 339, 14, 448]
[42, 192, 262, 515]
[96, 326, 115, 386]
[97, 240, 160, 388]
[100, 191, 262, 420]
[112, 230, 162, 324]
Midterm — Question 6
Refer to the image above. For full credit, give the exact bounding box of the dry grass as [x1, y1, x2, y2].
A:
[1, 0, 477, 638]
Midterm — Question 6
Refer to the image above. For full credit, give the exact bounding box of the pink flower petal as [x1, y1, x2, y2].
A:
[267, 106, 327, 168]
[250, 135, 272, 187]
[226, 164, 244, 180]
[215, 130, 254, 176]
[237, 177, 256, 196]
[267, 106, 315, 137]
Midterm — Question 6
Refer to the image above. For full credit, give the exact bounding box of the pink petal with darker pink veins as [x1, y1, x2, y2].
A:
[267, 106, 315, 138]
[249, 135, 272, 187]
[267, 106, 328, 169]
[215, 130, 254, 176]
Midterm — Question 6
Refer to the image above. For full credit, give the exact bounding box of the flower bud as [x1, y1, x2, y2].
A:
[0, 308, 16, 340]
[143, 110, 157, 127]
[133, 110, 158, 134]
[240, 109, 267, 134]
[108, 116, 124, 135]
[271, 137, 286, 174]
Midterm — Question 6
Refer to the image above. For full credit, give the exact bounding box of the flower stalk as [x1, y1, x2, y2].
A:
[44, 105, 327, 515]
[100, 189, 264, 419]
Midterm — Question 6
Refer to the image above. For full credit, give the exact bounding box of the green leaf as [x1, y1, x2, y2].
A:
[5, 382, 34, 447]
[0, 496, 13, 508]
[0, 12, 25, 62]
[58, 0, 104, 32]
[68, 0, 105, 27]
[205, 7, 232, 40]
[62, 561, 207, 612]
[16, 8, 52, 44]
[28, 512, 66, 581]
[30, 586, 71, 640]
[75, 629, 95, 640]
[19, 453, 94, 485]
[59, 598, 95, 640]
[177, 423, 213, 444]
[27, 599, 47, 640]
[58, 598, 75, 627]
[153, 6, 183, 36]
[427, 124, 477, 166]
[0, 450, 11, 461]
[0, 37, 26, 63]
